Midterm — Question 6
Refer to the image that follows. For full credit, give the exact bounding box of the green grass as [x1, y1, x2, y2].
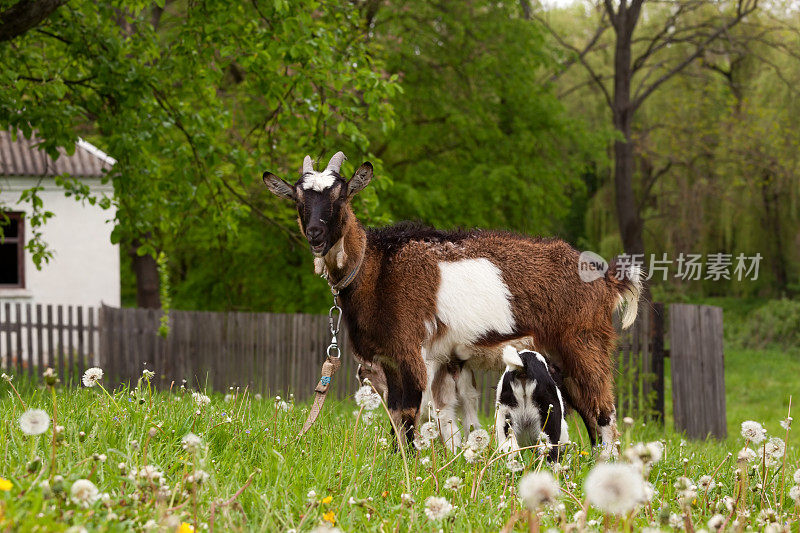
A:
[1, 370, 799, 532]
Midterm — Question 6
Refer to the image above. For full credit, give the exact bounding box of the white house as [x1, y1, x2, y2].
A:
[0, 130, 120, 308]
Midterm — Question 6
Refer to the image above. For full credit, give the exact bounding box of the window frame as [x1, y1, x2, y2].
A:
[0, 212, 25, 288]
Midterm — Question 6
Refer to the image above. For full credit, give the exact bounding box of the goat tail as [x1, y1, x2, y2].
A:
[502, 345, 524, 369]
[605, 258, 644, 330]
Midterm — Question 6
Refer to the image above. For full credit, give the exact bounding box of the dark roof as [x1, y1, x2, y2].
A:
[0, 130, 115, 178]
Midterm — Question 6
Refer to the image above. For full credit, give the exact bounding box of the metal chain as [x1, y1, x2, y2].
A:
[326, 288, 342, 358]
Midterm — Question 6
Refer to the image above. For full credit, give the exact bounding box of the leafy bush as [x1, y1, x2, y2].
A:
[739, 299, 800, 350]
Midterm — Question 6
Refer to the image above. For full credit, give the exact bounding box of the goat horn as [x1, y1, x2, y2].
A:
[302, 155, 314, 174]
[325, 151, 347, 173]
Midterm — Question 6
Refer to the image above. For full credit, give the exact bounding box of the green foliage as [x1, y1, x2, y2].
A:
[1, 367, 798, 531]
[737, 299, 800, 351]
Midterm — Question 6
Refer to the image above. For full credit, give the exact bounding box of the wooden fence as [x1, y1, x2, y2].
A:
[0, 303, 99, 384]
[1, 302, 665, 419]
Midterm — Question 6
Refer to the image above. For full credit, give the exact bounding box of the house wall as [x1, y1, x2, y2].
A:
[0, 176, 120, 308]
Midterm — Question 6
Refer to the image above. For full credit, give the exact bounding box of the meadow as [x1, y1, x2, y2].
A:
[1, 350, 799, 533]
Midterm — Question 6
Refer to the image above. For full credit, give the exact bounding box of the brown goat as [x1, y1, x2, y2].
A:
[263, 153, 641, 448]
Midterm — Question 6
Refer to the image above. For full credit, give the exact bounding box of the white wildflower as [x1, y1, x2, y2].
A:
[82, 367, 103, 387]
[413, 435, 431, 450]
[224, 394, 233, 402]
[780, 417, 793, 431]
[191, 392, 211, 407]
[443, 476, 462, 491]
[19, 409, 50, 435]
[70, 479, 100, 507]
[740, 421, 766, 444]
[463, 447, 479, 463]
[518, 471, 560, 509]
[738, 447, 757, 462]
[1, 372, 11, 382]
[707, 514, 725, 531]
[506, 458, 524, 473]
[187, 470, 209, 484]
[354, 386, 381, 411]
[182, 433, 202, 453]
[466, 429, 490, 451]
[420, 421, 439, 441]
[788, 485, 800, 504]
[668, 513, 683, 529]
[254, 393, 262, 401]
[378, 437, 388, 448]
[424, 496, 453, 521]
[585, 463, 645, 515]
[698, 475, 716, 491]
[361, 411, 374, 426]
[498, 495, 508, 510]
[793, 468, 800, 484]
[401, 493, 415, 506]
[307, 490, 317, 502]
[276, 400, 290, 411]
[420, 456, 431, 466]
[138, 465, 163, 482]
[762, 437, 785, 460]
[142, 369, 155, 379]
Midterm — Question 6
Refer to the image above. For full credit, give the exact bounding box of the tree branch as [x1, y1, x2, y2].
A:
[0, 0, 68, 42]
[631, 0, 759, 111]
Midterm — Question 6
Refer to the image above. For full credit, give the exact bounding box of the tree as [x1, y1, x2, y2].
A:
[1, 0, 398, 310]
[534, 0, 759, 264]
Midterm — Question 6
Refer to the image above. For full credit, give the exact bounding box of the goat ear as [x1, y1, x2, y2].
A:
[347, 162, 373, 198]
[502, 346, 524, 369]
[263, 172, 296, 200]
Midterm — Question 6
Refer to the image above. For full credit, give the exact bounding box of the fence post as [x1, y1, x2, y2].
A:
[669, 304, 726, 439]
[650, 302, 666, 423]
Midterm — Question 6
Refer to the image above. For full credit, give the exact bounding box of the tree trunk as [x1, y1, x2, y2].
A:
[129, 242, 161, 309]
[612, 17, 646, 260]
[0, 0, 67, 42]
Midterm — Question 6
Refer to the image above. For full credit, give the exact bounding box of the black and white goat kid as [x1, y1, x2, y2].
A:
[495, 346, 570, 462]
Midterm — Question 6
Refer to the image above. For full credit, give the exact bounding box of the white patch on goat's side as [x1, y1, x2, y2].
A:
[301, 170, 337, 192]
[426, 258, 515, 363]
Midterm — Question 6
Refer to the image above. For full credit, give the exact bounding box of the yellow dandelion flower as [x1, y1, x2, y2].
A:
[321, 495, 333, 504]
[580, 451, 590, 456]
[0, 478, 12, 491]
[322, 510, 336, 524]
[177, 522, 195, 533]
[381, 490, 389, 498]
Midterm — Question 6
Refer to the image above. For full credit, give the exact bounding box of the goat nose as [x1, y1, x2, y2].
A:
[307, 226, 324, 240]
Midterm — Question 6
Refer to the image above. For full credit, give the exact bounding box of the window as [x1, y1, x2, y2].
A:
[0, 212, 24, 287]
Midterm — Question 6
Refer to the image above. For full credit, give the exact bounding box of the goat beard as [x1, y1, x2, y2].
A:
[313, 238, 348, 276]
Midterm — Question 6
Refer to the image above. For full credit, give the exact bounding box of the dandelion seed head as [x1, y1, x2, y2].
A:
[424, 496, 453, 521]
[1, 372, 11, 382]
[740, 421, 766, 444]
[463, 447, 479, 463]
[354, 386, 381, 411]
[82, 367, 103, 387]
[254, 393, 262, 400]
[276, 401, 290, 412]
[762, 437, 785, 460]
[142, 369, 155, 379]
[191, 392, 211, 407]
[467, 429, 490, 451]
[224, 394, 233, 402]
[444, 476, 462, 491]
[792, 468, 800, 485]
[518, 471, 560, 509]
[420, 421, 439, 441]
[780, 417, 793, 431]
[413, 435, 431, 450]
[182, 432, 202, 452]
[420, 456, 431, 465]
[585, 463, 645, 515]
[70, 479, 100, 507]
[506, 458, 524, 473]
[137, 465, 163, 482]
[19, 409, 50, 436]
[707, 513, 725, 531]
[738, 447, 757, 462]
[788, 484, 800, 504]
[187, 470, 209, 484]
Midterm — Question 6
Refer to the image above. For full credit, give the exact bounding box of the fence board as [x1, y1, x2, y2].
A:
[669, 304, 726, 439]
